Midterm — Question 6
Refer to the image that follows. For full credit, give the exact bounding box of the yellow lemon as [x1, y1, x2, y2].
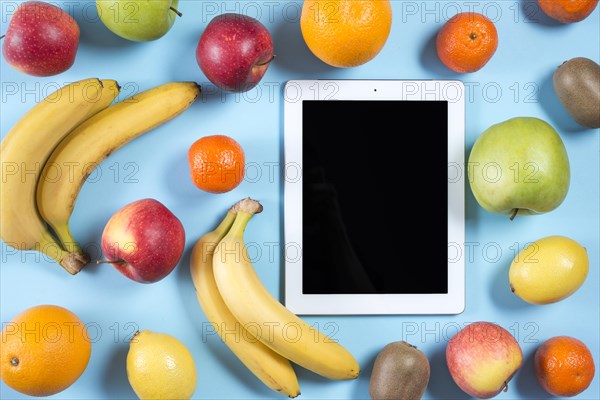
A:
[509, 236, 588, 304]
[126, 330, 197, 399]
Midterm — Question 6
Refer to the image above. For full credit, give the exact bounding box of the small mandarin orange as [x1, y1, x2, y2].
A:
[188, 135, 245, 194]
[436, 12, 498, 73]
[535, 336, 595, 397]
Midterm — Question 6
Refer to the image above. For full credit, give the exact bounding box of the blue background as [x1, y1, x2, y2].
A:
[1, 1, 599, 399]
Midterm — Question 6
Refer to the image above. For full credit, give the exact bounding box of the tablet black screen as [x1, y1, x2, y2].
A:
[302, 100, 448, 294]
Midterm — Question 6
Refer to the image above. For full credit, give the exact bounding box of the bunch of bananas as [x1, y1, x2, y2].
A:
[190, 198, 360, 397]
[1, 78, 201, 274]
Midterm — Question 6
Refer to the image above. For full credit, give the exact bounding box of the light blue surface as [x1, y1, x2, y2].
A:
[1, 1, 599, 399]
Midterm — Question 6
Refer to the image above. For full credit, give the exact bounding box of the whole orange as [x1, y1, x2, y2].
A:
[538, 0, 599, 23]
[436, 12, 498, 73]
[535, 336, 595, 397]
[188, 135, 245, 194]
[0, 305, 91, 397]
[300, 0, 392, 68]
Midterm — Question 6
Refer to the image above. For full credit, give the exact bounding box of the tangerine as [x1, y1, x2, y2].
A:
[188, 135, 245, 194]
[535, 336, 595, 397]
[436, 12, 498, 73]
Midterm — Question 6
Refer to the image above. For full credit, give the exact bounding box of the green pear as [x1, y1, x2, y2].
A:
[96, 0, 181, 42]
[509, 236, 588, 304]
[468, 117, 570, 219]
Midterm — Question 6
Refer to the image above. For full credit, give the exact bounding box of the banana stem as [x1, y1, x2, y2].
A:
[61, 252, 91, 275]
[227, 198, 263, 237]
[38, 232, 88, 275]
[234, 198, 263, 215]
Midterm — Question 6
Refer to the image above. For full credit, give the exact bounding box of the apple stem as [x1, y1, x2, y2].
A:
[96, 259, 125, 264]
[256, 55, 276, 66]
[509, 208, 519, 221]
[0, 35, 5, 40]
[170, 7, 182, 17]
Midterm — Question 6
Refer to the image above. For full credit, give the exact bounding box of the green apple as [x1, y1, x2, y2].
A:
[468, 117, 570, 219]
[96, 0, 181, 42]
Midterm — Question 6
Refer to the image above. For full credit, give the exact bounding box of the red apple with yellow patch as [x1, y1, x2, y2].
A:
[446, 321, 523, 398]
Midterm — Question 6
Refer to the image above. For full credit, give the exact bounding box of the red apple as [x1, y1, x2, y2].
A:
[2, 1, 80, 76]
[196, 13, 274, 92]
[100, 199, 185, 283]
[446, 321, 523, 399]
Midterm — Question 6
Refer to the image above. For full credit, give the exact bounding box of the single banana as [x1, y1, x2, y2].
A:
[37, 82, 201, 255]
[190, 206, 300, 398]
[1, 78, 120, 274]
[213, 198, 360, 380]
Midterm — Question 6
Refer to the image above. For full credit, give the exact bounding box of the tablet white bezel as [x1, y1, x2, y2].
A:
[283, 80, 465, 315]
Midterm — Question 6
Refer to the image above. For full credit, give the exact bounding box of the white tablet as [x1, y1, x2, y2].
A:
[283, 80, 465, 315]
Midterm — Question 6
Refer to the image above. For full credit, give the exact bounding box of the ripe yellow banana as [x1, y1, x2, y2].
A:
[1, 78, 120, 274]
[36, 82, 201, 256]
[190, 206, 300, 398]
[213, 198, 360, 380]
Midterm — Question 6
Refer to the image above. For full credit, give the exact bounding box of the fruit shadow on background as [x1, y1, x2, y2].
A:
[163, 132, 213, 202]
[521, 0, 568, 26]
[464, 178, 482, 224]
[71, 4, 137, 49]
[514, 346, 553, 399]
[349, 349, 378, 398]
[489, 250, 530, 311]
[426, 345, 469, 399]
[271, 18, 340, 76]
[102, 344, 136, 398]
[167, 22, 203, 83]
[538, 70, 587, 134]
[419, 29, 460, 77]
[464, 142, 482, 224]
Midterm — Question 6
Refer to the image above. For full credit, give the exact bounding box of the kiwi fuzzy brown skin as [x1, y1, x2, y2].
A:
[553, 57, 600, 129]
[369, 341, 431, 400]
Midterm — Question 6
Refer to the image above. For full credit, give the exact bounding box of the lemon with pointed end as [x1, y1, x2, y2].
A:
[509, 236, 588, 305]
[126, 330, 197, 399]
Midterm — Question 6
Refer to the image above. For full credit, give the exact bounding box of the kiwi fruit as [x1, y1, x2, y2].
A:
[553, 57, 600, 128]
[369, 341, 430, 400]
